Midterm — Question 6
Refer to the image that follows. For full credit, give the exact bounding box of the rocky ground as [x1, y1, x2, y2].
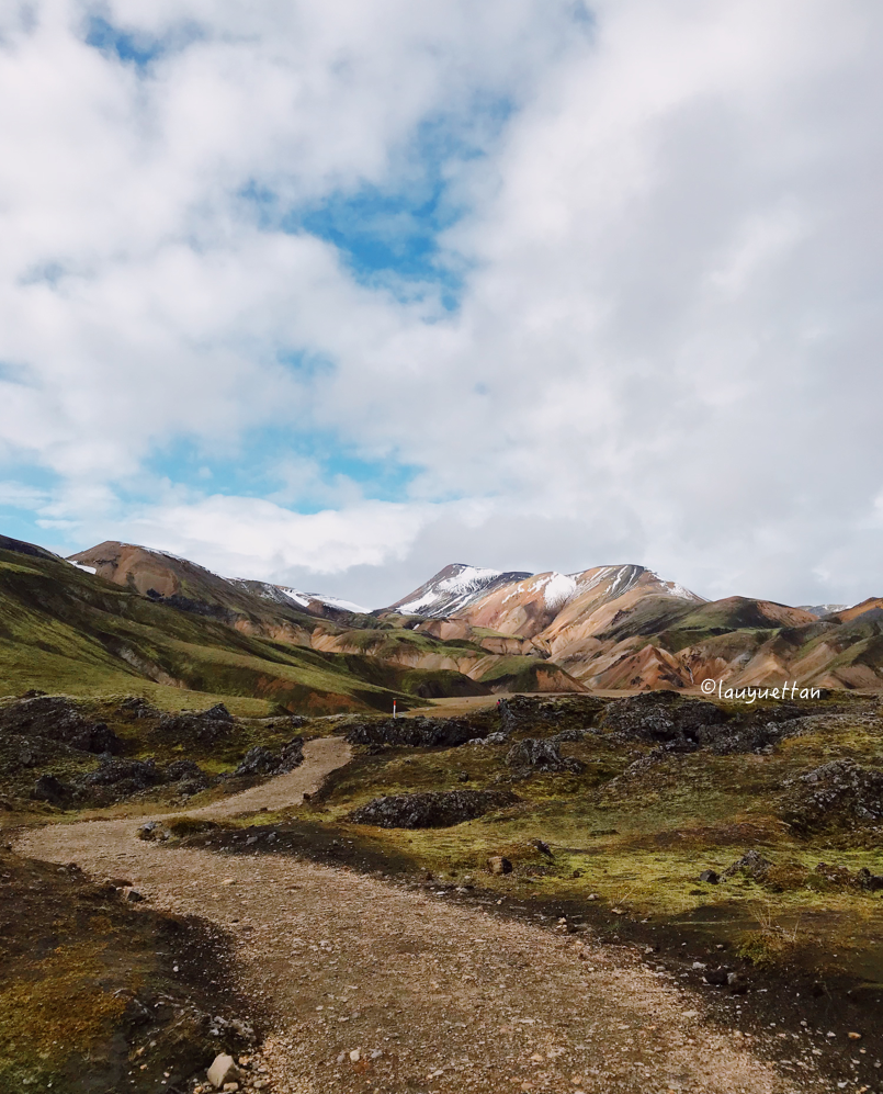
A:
[6, 690, 883, 1093]
[15, 737, 798, 1094]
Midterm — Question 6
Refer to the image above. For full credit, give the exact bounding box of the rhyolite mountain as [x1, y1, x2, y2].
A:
[59, 542, 883, 692]
[1, 533, 882, 707]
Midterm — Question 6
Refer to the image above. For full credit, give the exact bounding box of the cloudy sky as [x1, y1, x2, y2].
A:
[1, 1, 881, 608]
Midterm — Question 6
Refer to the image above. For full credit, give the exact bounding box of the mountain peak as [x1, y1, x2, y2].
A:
[389, 563, 532, 618]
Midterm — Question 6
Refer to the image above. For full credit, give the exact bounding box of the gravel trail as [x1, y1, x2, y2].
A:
[17, 738, 803, 1094]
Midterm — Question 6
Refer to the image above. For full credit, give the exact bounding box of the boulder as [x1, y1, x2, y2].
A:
[349, 788, 519, 829]
[207, 1054, 239, 1090]
[486, 855, 513, 875]
[698, 869, 720, 885]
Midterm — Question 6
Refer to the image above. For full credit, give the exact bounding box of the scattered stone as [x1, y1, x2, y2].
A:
[349, 1049, 361, 1063]
[703, 967, 730, 987]
[207, 1054, 239, 1089]
[126, 890, 145, 902]
[486, 855, 513, 875]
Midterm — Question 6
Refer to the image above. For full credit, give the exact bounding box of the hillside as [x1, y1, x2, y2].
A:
[0, 536, 587, 712]
[3, 533, 881, 703]
[392, 564, 883, 691]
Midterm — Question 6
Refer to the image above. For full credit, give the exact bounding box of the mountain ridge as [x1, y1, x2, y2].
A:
[0, 533, 878, 702]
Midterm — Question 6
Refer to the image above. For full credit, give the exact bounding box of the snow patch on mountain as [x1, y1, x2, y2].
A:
[396, 565, 505, 615]
[229, 578, 366, 614]
[66, 559, 96, 575]
[528, 572, 578, 609]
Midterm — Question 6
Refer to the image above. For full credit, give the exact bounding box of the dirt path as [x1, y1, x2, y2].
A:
[17, 739, 806, 1094]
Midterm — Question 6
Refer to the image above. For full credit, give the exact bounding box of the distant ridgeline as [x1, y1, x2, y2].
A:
[0, 532, 879, 712]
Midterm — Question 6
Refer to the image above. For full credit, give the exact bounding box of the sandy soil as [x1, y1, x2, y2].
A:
[17, 738, 808, 1094]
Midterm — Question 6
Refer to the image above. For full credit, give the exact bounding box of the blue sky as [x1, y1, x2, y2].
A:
[1, 1, 882, 607]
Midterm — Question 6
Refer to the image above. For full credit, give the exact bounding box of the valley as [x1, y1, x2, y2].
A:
[1, 531, 882, 1093]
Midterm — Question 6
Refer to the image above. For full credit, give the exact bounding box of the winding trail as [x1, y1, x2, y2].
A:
[17, 738, 806, 1094]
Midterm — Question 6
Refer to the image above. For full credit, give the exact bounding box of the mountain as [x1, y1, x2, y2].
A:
[227, 578, 367, 616]
[0, 536, 587, 710]
[799, 603, 848, 618]
[66, 541, 366, 651]
[388, 564, 532, 617]
[4, 533, 882, 700]
[385, 562, 883, 692]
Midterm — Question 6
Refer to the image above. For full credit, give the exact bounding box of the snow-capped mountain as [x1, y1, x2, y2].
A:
[389, 564, 532, 618]
[229, 579, 367, 615]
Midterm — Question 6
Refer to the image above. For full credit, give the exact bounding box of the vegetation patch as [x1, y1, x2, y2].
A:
[0, 847, 258, 1093]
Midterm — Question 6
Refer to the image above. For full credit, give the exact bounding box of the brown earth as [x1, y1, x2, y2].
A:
[16, 740, 808, 1094]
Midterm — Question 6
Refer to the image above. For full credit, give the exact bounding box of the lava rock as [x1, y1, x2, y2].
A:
[31, 773, 71, 804]
[349, 788, 520, 829]
[722, 848, 772, 881]
[81, 757, 163, 793]
[0, 695, 123, 755]
[156, 705, 238, 747]
[782, 759, 883, 834]
[233, 737, 304, 777]
[505, 737, 585, 774]
[601, 692, 726, 744]
[346, 716, 492, 749]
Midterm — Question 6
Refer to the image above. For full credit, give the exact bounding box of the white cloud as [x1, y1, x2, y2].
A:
[1, 1, 882, 608]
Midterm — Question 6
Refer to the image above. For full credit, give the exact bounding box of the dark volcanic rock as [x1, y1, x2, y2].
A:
[602, 692, 726, 744]
[80, 757, 163, 795]
[346, 716, 491, 749]
[782, 759, 883, 834]
[722, 849, 772, 881]
[164, 759, 205, 782]
[0, 696, 123, 755]
[164, 759, 210, 796]
[156, 705, 238, 747]
[233, 737, 304, 777]
[602, 691, 805, 754]
[505, 737, 584, 774]
[349, 788, 520, 829]
[116, 696, 162, 720]
[31, 773, 71, 804]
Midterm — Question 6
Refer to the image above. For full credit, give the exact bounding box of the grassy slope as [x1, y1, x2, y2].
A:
[0, 549, 414, 713]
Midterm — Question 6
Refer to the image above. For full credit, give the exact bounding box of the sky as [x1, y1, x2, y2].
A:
[1, 0, 882, 609]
